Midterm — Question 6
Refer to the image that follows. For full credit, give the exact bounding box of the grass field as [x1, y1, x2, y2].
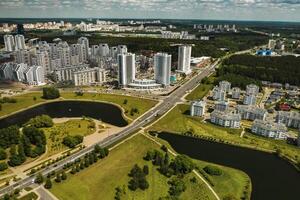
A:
[150, 104, 300, 162]
[42, 119, 95, 157]
[193, 160, 251, 200]
[0, 91, 157, 120]
[185, 75, 216, 101]
[50, 134, 216, 200]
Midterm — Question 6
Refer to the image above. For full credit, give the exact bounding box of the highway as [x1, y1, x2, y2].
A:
[0, 60, 219, 197]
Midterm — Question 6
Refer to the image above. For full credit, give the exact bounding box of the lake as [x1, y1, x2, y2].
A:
[158, 132, 300, 200]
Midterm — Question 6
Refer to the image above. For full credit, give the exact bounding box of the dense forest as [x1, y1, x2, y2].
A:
[0, 30, 268, 60]
[217, 54, 300, 86]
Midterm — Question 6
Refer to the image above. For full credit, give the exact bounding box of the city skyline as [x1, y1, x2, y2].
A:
[0, 0, 300, 22]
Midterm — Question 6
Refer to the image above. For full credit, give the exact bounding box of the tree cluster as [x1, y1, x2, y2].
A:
[22, 126, 46, 158]
[42, 87, 60, 99]
[25, 115, 54, 128]
[0, 126, 20, 149]
[0, 97, 17, 104]
[128, 164, 149, 191]
[203, 165, 222, 176]
[219, 54, 300, 86]
[62, 135, 83, 148]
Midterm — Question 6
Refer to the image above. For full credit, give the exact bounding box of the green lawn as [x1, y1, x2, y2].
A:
[0, 92, 46, 117]
[185, 75, 216, 101]
[50, 134, 216, 200]
[150, 104, 300, 163]
[60, 92, 157, 120]
[41, 119, 94, 158]
[0, 92, 157, 121]
[193, 160, 251, 200]
[18, 192, 38, 200]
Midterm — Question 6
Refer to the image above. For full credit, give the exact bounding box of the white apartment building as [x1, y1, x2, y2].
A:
[210, 110, 241, 128]
[231, 87, 241, 99]
[74, 67, 106, 86]
[212, 86, 226, 101]
[15, 49, 32, 65]
[23, 67, 35, 85]
[99, 44, 110, 57]
[0, 63, 14, 80]
[243, 94, 257, 105]
[4, 34, 15, 51]
[219, 81, 231, 93]
[118, 53, 136, 87]
[237, 105, 267, 121]
[251, 119, 287, 139]
[177, 45, 192, 74]
[190, 100, 206, 117]
[12, 63, 27, 81]
[154, 53, 171, 86]
[246, 84, 259, 95]
[55, 64, 88, 82]
[276, 111, 300, 129]
[215, 101, 229, 111]
[77, 37, 89, 59]
[15, 34, 26, 50]
[32, 65, 45, 85]
[117, 45, 128, 55]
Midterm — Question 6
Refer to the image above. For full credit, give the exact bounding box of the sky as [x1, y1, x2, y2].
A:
[0, 0, 299, 22]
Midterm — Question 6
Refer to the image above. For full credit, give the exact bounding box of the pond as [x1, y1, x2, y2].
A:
[0, 100, 128, 128]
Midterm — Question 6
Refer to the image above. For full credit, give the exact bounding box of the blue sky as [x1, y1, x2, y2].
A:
[0, 0, 299, 22]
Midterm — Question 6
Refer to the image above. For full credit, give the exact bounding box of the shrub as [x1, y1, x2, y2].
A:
[42, 87, 60, 99]
[203, 165, 222, 176]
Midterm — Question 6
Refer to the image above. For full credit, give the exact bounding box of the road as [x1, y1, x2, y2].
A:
[0, 59, 219, 196]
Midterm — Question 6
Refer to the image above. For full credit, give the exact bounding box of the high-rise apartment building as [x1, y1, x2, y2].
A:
[118, 53, 136, 86]
[177, 45, 192, 74]
[154, 53, 171, 86]
[4, 35, 15, 51]
[15, 34, 26, 50]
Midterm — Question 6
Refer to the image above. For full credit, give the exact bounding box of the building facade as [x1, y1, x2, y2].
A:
[251, 119, 287, 139]
[210, 110, 241, 128]
[74, 67, 106, 86]
[190, 100, 206, 117]
[237, 105, 267, 121]
[276, 111, 300, 129]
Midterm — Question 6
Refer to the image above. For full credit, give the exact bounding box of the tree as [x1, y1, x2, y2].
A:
[42, 87, 60, 99]
[55, 173, 61, 183]
[0, 126, 20, 149]
[62, 135, 83, 148]
[25, 115, 54, 128]
[169, 155, 195, 175]
[123, 99, 128, 104]
[0, 148, 7, 160]
[168, 178, 186, 197]
[33, 96, 37, 101]
[61, 171, 67, 180]
[44, 178, 52, 189]
[94, 144, 101, 153]
[35, 173, 44, 184]
[0, 162, 8, 171]
[143, 165, 149, 175]
[203, 165, 222, 176]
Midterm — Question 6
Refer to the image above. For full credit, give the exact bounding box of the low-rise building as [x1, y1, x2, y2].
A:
[73, 67, 106, 86]
[276, 111, 300, 129]
[237, 105, 267, 121]
[55, 64, 88, 82]
[210, 110, 241, 128]
[219, 81, 231, 93]
[190, 100, 206, 117]
[243, 94, 256, 105]
[212, 86, 226, 101]
[215, 101, 229, 111]
[246, 84, 259, 95]
[231, 87, 241, 99]
[251, 119, 288, 139]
